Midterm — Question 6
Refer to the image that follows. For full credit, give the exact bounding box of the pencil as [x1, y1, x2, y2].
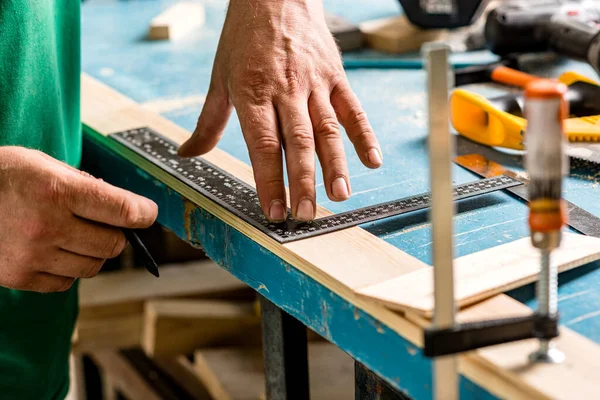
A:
[122, 228, 160, 277]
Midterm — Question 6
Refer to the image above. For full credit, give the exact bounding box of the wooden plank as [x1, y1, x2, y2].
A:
[154, 356, 211, 400]
[359, 15, 447, 54]
[66, 354, 86, 400]
[193, 343, 354, 400]
[75, 260, 250, 351]
[357, 233, 600, 317]
[79, 260, 249, 312]
[325, 13, 363, 52]
[81, 73, 600, 399]
[90, 351, 162, 400]
[148, 2, 205, 41]
[74, 313, 142, 353]
[143, 299, 261, 357]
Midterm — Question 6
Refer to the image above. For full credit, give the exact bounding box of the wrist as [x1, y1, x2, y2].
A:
[229, 0, 320, 5]
[228, 0, 323, 14]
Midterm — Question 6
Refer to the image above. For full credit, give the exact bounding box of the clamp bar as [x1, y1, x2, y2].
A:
[424, 314, 560, 358]
[423, 41, 459, 400]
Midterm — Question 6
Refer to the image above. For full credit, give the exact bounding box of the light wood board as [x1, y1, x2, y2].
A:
[79, 260, 248, 312]
[359, 15, 448, 54]
[75, 260, 250, 352]
[154, 356, 212, 400]
[74, 313, 143, 353]
[81, 74, 600, 399]
[148, 2, 205, 41]
[91, 351, 162, 400]
[143, 299, 261, 356]
[358, 233, 600, 317]
[193, 343, 354, 400]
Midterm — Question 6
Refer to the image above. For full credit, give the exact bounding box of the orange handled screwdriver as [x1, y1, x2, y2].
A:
[454, 59, 539, 88]
[524, 79, 568, 364]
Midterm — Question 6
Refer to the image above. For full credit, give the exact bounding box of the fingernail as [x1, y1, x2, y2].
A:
[332, 177, 349, 199]
[367, 148, 383, 166]
[296, 199, 315, 222]
[269, 200, 286, 222]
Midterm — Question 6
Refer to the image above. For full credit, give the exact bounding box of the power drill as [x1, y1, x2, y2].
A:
[397, 0, 490, 29]
[485, 1, 600, 75]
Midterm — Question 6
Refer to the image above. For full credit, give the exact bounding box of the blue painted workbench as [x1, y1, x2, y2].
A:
[81, 0, 600, 398]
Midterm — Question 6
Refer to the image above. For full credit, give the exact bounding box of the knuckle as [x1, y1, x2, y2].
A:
[251, 133, 281, 154]
[261, 178, 286, 191]
[315, 117, 340, 139]
[107, 233, 127, 259]
[354, 128, 375, 144]
[44, 176, 68, 206]
[287, 125, 314, 151]
[281, 67, 301, 95]
[348, 109, 369, 128]
[326, 154, 347, 169]
[55, 278, 75, 292]
[82, 259, 104, 279]
[119, 199, 139, 227]
[295, 173, 316, 187]
[22, 219, 52, 241]
[329, 72, 346, 88]
[238, 71, 273, 105]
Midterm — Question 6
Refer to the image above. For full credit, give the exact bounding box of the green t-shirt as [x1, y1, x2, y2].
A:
[0, 1, 81, 399]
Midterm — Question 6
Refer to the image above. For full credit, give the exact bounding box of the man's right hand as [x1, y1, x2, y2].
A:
[0, 147, 158, 293]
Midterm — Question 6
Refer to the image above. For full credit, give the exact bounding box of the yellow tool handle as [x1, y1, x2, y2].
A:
[450, 72, 600, 150]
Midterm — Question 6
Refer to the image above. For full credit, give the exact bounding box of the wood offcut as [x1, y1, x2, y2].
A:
[358, 233, 600, 316]
[148, 2, 205, 41]
[359, 15, 447, 54]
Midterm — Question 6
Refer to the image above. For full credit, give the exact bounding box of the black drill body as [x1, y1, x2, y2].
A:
[485, 2, 600, 74]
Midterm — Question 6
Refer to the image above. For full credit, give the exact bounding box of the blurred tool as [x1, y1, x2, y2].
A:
[450, 71, 600, 151]
[486, 1, 600, 74]
[453, 149, 600, 237]
[524, 79, 568, 363]
[454, 57, 534, 87]
[325, 13, 363, 52]
[398, 0, 490, 29]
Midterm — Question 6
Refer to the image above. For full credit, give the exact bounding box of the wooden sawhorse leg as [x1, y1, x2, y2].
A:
[355, 362, 410, 400]
[260, 295, 310, 400]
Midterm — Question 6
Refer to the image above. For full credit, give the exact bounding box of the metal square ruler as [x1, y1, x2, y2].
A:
[110, 127, 522, 243]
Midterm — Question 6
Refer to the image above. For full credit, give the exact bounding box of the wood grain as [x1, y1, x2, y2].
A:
[358, 233, 600, 316]
[153, 356, 212, 400]
[91, 351, 162, 400]
[359, 15, 447, 54]
[75, 260, 250, 352]
[193, 343, 354, 400]
[81, 74, 600, 399]
[79, 260, 248, 310]
[143, 299, 261, 357]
